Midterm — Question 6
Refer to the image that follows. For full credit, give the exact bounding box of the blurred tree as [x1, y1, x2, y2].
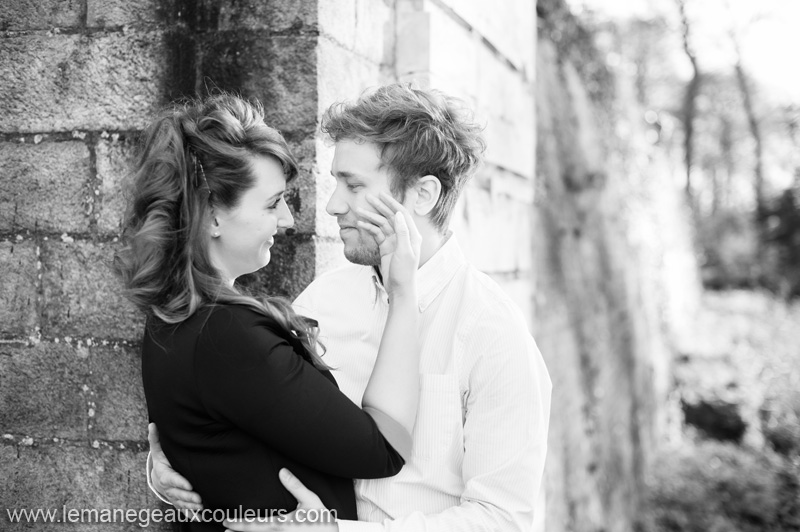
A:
[675, 0, 702, 212]
[730, 32, 767, 234]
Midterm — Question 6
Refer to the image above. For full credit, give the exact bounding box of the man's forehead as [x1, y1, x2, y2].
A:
[331, 140, 386, 177]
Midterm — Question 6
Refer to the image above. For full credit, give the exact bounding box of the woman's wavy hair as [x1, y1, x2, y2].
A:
[113, 93, 326, 368]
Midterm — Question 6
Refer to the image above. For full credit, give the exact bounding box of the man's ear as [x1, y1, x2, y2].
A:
[409, 175, 441, 216]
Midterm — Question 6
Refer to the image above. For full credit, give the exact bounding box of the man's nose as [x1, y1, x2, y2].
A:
[325, 185, 348, 217]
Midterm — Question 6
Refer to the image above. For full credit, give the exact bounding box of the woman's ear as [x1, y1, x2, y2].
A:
[210, 210, 221, 239]
[410, 175, 441, 217]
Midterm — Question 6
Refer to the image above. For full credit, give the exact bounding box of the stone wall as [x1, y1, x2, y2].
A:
[0, 1, 324, 529]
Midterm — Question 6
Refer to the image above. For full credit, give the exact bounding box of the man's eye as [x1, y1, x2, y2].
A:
[347, 183, 362, 191]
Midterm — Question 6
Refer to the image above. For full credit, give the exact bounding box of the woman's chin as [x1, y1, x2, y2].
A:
[258, 251, 272, 270]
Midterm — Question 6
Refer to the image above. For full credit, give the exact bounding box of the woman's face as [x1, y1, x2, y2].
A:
[208, 155, 294, 284]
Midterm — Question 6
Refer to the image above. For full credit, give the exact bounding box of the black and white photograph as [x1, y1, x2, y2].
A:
[1, 0, 798, 531]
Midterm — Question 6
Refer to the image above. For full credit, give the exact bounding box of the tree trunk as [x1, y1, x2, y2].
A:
[676, 0, 701, 214]
[734, 60, 766, 225]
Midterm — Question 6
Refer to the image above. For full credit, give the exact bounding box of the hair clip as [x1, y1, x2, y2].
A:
[191, 149, 211, 194]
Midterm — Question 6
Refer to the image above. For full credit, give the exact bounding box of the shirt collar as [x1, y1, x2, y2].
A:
[367, 232, 466, 312]
[416, 232, 466, 312]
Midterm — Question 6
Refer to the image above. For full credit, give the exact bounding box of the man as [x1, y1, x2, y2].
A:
[149, 83, 552, 531]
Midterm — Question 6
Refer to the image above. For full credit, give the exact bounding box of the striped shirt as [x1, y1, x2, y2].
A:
[293, 234, 552, 532]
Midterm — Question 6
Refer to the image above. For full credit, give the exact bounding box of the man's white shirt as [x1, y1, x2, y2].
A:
[293, 234, 552, 532]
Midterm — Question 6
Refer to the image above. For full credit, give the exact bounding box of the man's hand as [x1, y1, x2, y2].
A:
[148, 423, 204, 511]
[223, 469, 338, 532]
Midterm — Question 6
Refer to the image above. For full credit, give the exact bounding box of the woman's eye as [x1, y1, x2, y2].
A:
[268, 198, 282, 209]
[347, 183, 362, 191]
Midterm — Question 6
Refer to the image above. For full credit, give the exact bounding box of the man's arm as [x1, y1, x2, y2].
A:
[339, 309, 552, 532]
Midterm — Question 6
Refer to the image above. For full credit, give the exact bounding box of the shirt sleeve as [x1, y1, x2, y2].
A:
[194, 305, 408, 479]
[342, 305, 552, 532]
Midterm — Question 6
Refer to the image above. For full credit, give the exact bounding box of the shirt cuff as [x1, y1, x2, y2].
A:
[146, 451, 173, 505]
[337, 519, 384, 532]
[362, 406, 412, 462]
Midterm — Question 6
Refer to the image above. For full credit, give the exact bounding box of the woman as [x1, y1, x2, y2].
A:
[113, 94, 421, 531]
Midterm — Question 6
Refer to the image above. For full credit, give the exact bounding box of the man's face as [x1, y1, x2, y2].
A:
[326, 139, 396, 265]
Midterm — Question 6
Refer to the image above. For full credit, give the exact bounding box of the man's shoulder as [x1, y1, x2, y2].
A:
[454, 265, 531, 337]
[460, 265, 523, 313]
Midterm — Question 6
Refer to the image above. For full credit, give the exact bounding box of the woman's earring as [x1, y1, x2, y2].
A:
[212, 232, 220, 238]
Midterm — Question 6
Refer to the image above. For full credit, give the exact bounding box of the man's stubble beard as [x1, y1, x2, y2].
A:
[342, 231, 381, 266]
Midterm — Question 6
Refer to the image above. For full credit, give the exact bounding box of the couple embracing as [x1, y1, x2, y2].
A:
[115, 83, 551, 532]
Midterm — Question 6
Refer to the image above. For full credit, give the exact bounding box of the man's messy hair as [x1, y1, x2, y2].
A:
[321, 83, 486, 231]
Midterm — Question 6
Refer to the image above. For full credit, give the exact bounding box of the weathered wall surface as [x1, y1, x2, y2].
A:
[533, 1, 701, 530]
[0, 1, 323, 528]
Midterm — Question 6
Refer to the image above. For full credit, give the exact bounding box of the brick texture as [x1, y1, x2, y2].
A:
[238, 235, 316, 300]
[88, 345, 147, 442]
[95, 136, 136, 234]
[87, 0, 161, 28]
[0, 240, 39, 337]
[0, 32, 167, 133]
[0, 141, 91, 232]
[0, 0, 335, 526]
[0, 342, 90, 439]
[199, 33, 318, 134]
[1, 445, 168, 532]
[41, 239, 143, 339]
[0, 0, 83, 31]
[285, 137, 317, 235]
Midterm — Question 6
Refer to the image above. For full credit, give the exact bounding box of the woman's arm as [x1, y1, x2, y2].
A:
[196, 306, 406, 479]
[356, 194, 422, 437]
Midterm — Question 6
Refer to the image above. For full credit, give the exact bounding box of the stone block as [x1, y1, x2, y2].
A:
[199, 33, 317, 134]
[317, 37, 384, 123]
[87, 0, 317, 32]
[41, 239, 143, 339]
[476, 44, 535, 178]
[435, 0, 535, 75]
[395, 5, 431, 80]
[213, 0, 318, 32]
[0, 140, 91, 232]
[237, 234, 316, 300]
[312, 136, 340, 240]
[0, 240, 39, 337]
[319, 0, 389, 65]
[451, 169, 534, 274]
[0, 32, 167, 133]
[427, 3, 479, 99]
[2, 445, 168, 531]
[0, 0, 83, 31]
[89, 345, 147, 442]
[285, 136, 317, 235]
[0, 342, 90, 439]
[87, 0, 161, 28]
[95, 136, 136, 234]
